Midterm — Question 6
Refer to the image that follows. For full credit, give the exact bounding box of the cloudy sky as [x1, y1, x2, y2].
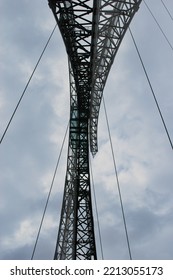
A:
[0, 0, 173, 260]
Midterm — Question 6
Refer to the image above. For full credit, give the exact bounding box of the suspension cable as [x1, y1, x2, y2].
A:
[31, 122, 69, 260]
[129, 27, 173, 151]
[143, 0, 173, 52]
[90, 156, 104, 260]
[0, 24, 57, 145]
[160, 0, 173, 21]
[103, 97, 132, 260]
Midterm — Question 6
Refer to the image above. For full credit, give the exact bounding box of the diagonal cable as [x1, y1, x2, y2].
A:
[129, 27, 173, 151]
[143, 0, 173, 52]
[103, 97, 132, 260]
[31, 122, 69, 260]
[160, 0, 173, 21]
[90, 156, 104, 260]
[0, 24, 57, 145]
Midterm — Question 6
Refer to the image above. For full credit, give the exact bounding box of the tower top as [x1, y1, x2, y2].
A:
[49, 0, 142, 155]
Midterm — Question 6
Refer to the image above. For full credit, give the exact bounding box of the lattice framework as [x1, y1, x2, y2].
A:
[48, 0, 142, 260]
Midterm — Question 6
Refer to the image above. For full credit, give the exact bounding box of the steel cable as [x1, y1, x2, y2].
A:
[144, 0, 173, 52]
[90, 156, 104, 260]
[160, 0, 173, 21]
[0, 24, 57, 145]
[103, 97, 132, 260]
[129, 27, 173, 151]
[31, 122, 69, 260]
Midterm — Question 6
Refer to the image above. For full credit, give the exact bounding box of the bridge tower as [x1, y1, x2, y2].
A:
[48, 0, 142, 260]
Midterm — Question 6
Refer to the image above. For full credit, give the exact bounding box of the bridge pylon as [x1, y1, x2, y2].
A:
[48, 0, 142, 260]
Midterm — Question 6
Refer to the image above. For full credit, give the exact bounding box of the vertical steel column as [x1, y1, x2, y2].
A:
[54, 61, 97, 260]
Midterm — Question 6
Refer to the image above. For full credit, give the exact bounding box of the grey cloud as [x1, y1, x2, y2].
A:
[1, 0, 173, 260]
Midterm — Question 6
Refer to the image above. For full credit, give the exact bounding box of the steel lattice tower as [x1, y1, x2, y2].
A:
[48, 0, 142, 260]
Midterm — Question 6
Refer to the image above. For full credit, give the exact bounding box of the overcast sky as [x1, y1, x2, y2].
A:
[0, 0, 173, 260]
